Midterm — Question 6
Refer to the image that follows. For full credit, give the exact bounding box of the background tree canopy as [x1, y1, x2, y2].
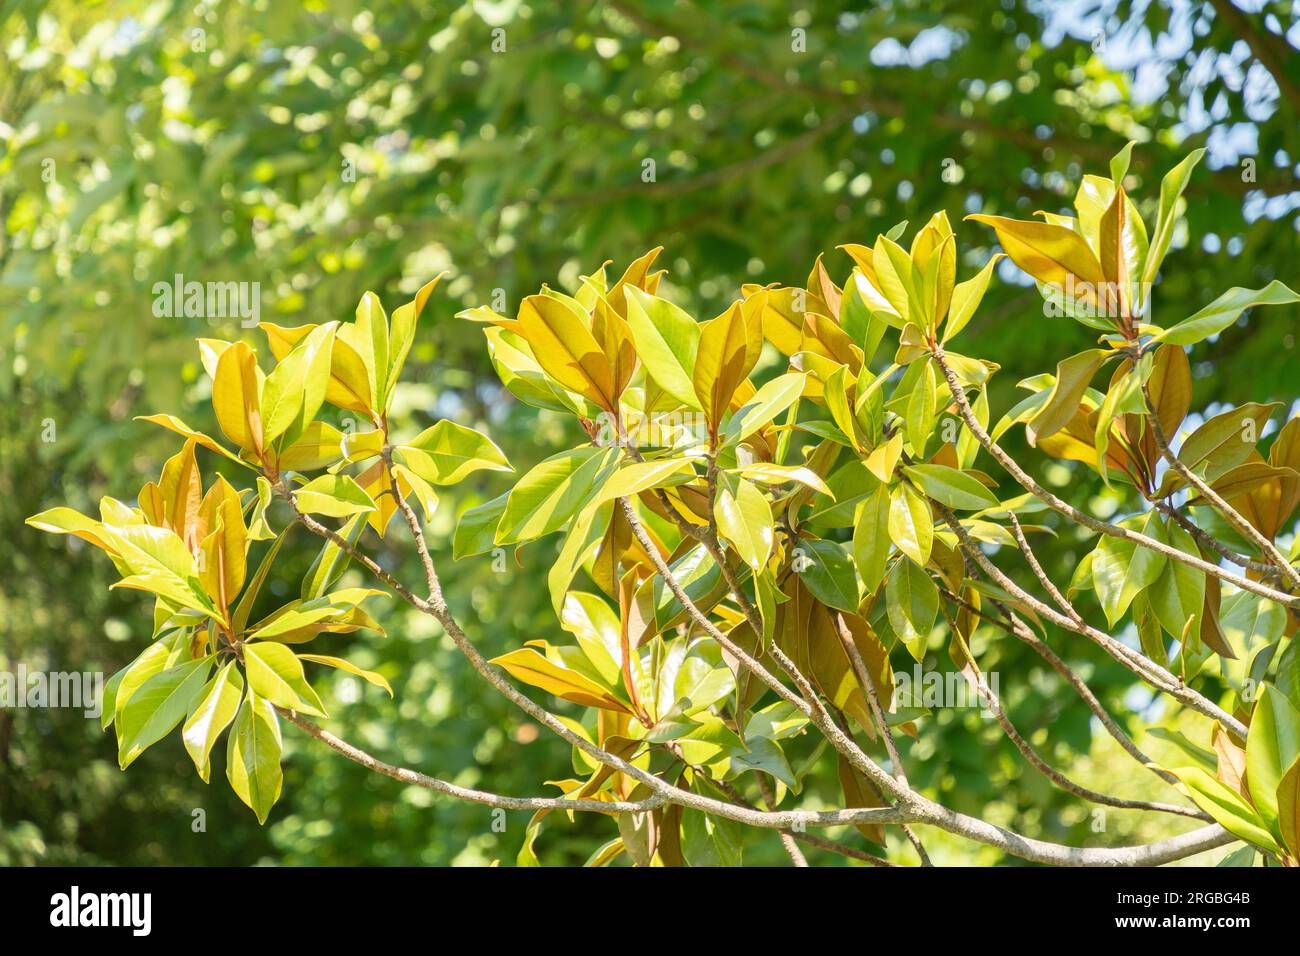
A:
[2, 0, 1298, 865]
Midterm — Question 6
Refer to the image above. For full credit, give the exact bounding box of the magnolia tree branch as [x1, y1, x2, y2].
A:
[907, 808, 1232, 866]
[830, 613, 933, 866]
[284, 486, 869, 831]
[279, 708, 665, 814]
[1006, 511, 1079, 623]
[995, 506, 1227, 752]
[282, 476, 1236, 865]
[938, 583, 1181, 789]
[1150, 498, 1278, 576]
[833, 612, 908, 785]
[1140, 382, 1300, 591]
[931, 496, 1248, 739]
[613, 496, 904, 799]
[931, 347, 1300, 610]
[932, 603, 1206, 820]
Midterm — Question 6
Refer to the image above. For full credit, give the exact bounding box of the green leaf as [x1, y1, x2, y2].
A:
[944, 254, 1003, 341]
[298, 654, 393, 696]
[624, 286, 702, 409]
[840, 272, 888, 360]
[796, 538, 859, 612]
[104, 634, 183, 730]
[230, 531, 289, 634]
[681, 807, 743, 867]
[1147, 519, 1205, 639]
[1171, 765, 1281, 855]
[852, 484, 892, 595]
[246, 476, 275, 541]
[354, 290, 389, 409]
[548, 500, 613, 613]
[1146, 727, 1217, 772]
[1090, 515, 1166, 626]
[103, 524, 217, 619]
[888, 482, 933, 567]
[182, 661, 244, 782]
[730, 735, 798, 790]
[1027, 349, 1108, 443]
[1174, 402, 1280, 479]
[903, 463, 999, 510]
[887, 558, 938, 660]
[385, 275, 441, 408]
[905, 360, 937, 457]
[118, 656, 214, 769]
[294, 474, 376, 517]
[1275, 639, 1300, 711]
[714, 472, 774, 572]
[1092, 364, 1144, 480]
[745, 700, 810, 741]
[1278, 754, 1300, 858]
[1246, 683, 1300, 836]
[1109, 140, 1134, 183]
[262, 323, 335, 447]
[453, 492, 509, 559]
[597, 456, 695, 504]
[1156, 281, 1300, 346]
[299, 514, 364, 601]
[732, 462, 833, 496]
[658, 639, 736, 719]
[396, 420, 512, 485]
[243, 641, 328, 717]
[559, 592, 624, 688]
[1142, 148, 1204, 286]
[226, 688, 283, 824]
[823, 364, 860, 451]
[499, 447, 618, 544]
[721, 372, 806, 446]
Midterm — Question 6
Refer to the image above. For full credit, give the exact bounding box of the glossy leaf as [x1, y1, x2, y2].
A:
[182, 661, 244, 783]
[714, 472, 774, 572]
[226, 688, 283, 824]
[888, 482, 933, 567]
[887, 558, 938, 660]
[903, 463, 999, 510]
[397, 420, 512, 486]
[852, 485, 892, 595]
[489, 648, 634, 714]
[243, 641, 328, 717]
[1156, 281, 1300, 346]
[294, 475, 377, 517]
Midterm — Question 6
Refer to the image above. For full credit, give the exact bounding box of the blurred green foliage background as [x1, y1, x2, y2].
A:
[2, 0, 1298, 865]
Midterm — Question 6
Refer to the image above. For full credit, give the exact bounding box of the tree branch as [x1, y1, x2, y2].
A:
[1141, 382, 1300, 591]
[931, 346, 1300, 610]
[282, 469, 1238, 864]
[938, 583, 1181, 789]
[280, 708, 665, 814]
[929, 495, 1248, 739]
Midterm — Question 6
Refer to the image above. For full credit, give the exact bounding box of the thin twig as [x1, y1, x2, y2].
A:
[1141, 382, 1300, 591]
[931, 346, 1300, 610]
[930, 497, 1248, 739]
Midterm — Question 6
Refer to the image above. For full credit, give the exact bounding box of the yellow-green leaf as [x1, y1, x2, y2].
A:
[226, 688, 283, 824]
[243, 641, 328, 717]
[396, 420, 512, 485]
[489, 647, 634, 713]
[888, 482, 933, 566]
[714, 473, 774, 572]
[182, 661, 244, 783]
[298, 654, 393, 697]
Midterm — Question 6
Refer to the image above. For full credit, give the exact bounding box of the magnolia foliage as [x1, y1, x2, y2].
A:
[30, 148, 1300, 867]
